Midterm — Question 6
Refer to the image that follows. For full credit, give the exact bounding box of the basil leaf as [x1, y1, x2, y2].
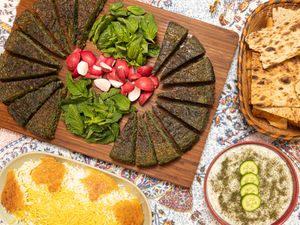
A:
[89, 16, 103, 40]
[112, 21, 130, 42]
[109, 2, 123, 11]
[140, 14, 158, 42]
[136, 52, 146, 65]
[66, 73, 91, 97]
[111, 94, 131, 111]
[127, 36, 142, 60]
[111, 8, 128, 17]
[100, 88, 120, 100]
[148, 43, 160, 57]
[64, 104, 84, 136]
[92, 15, 114, 43]
[127, 5, 145, 16]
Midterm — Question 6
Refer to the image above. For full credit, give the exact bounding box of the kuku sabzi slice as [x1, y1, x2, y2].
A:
[110, 112, 137, 164]
[4, 30, 60, 68]
[156, 99, 209, 132]
[26, 88, 65, 139]
[158, 84, 215, 105]
[15, 10, 66, 58]
[0, 52, 57, 81]
[144, 111, 181, 165]
[0, 75, 58, 105]
[135, 115, 157, 167]
[77, 0, 107, 48]
[163, 57, 215, 85]
[53, 0, 77, 44]
[33, 0, 71, 54]
[8, 81, 62, 127]
[152, 106, 199, 153]
[152, 22, 188, 74]
[158, 36, 205, 80]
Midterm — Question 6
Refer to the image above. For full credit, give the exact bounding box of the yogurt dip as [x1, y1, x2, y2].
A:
[206, 144, 294, 225]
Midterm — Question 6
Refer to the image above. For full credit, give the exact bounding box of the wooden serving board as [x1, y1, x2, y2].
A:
[0, 0, 238, 187]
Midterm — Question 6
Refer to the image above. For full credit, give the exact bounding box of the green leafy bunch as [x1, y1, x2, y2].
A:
[89, 2, 160, 67]
[61, 74, 135, 144]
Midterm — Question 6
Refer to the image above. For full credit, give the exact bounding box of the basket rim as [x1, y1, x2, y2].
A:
[237, 0, 300, 141]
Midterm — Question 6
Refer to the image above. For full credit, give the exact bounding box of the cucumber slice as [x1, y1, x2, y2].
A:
[240, 173, 259, 186]
[240, 160, 258, 175]
[240, 184, 259, 197]
[241, 194, 261, 212]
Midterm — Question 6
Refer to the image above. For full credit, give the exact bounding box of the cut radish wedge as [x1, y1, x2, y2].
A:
[109, 80, 123, 88]
[81, 51, 96, 67]
[94, 78, 111, 92]
[128, 86, 141, 102]
[149, 75, 159, 88]
[66, 52, 80, 71]
[85, 73, 100, 79]
[95, 54, 107, 66]
[135, 77, 154, 92]
[122, 82, 135, 93]
[105, 57, 115, 67]
[128, 72, 142, 82]
[77, 61, 89, 76]
[106, 68, 118, 81]
[72, 68, 79, 78]
[100, 62, 113, 72]
[72, 48, 82, 54]
[89, 65, 103, 76]
[137, 66, 153, 77]
[139, 91, 153, 106]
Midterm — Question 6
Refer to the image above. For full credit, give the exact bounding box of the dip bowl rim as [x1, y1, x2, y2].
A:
[204, 141, 299, 225]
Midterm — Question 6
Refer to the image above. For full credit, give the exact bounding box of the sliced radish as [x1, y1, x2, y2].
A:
[100, 62, 113, 72]
[120, 86, 128, 96]
[139, 91, 153, 106]
[66, 52, 81, 71]
[85, 73, 100, 79]
[94, 78, 111, 92]
[122, 82, 135, 93]
[72, 68, 79, 78]
[137, 66, 153, 77]
[81, 51, 97, 67]
[128, 86, 141, 102]
[106, 68, 118, 81]
[116, 68, 126, 83]
[135, 77, 154, 92]
[89, 65, 103, 76]
[77, 61, 89, 76]
[149, 75, 159, 88]
[72, 47, 82, 54]
[105, 57, 115, 67]
[109, 80, 123, 88]
[95, 54, 107, 66]
[128, 72, 142, 82]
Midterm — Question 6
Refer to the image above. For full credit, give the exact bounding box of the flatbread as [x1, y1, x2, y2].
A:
[254, 106, 300, 124]
[246, 14, 300, 69]
[273, 7, 300, 25]
[251, 52, 300, 107]
[253, 107, 287, 129]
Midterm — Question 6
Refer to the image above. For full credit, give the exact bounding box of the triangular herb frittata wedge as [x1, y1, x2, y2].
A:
[158, 36, 205, 80]
[77, 0, 107, 48]
[8, 81, 62, 127]
[135, 114, 157, 167]
[162, 57, 215, 85]
[0, 75, 58, 105]
[152, 106, 199, 153]
[158, 84, 215, 105]
[33, 0, 71, 54]
[26, 88, 65, 139]
[152, 22, 188, 74]
[15, 10, 66, 58]
[156, 99, 209, 132]
[53, 0, 77, 44]
[110, 112, 137, 164]
[144, 111, 181, 165]
[0, 52, 57, 81]
[4, 30, 61, 67]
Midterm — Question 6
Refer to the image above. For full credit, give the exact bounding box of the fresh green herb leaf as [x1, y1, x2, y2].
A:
[100, 88, 120, 100]
[111, 94, 131, 111]
[148, 43, 160, 57]
[140, 14, 158, 42]
[109, 2, 123, 11]
[127, 36, 142, 60]
[64, 104, 84, 136]
[127, 5, 145, 16]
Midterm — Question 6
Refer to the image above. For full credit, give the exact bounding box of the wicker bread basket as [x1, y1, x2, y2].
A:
[238, 0, 300, 140]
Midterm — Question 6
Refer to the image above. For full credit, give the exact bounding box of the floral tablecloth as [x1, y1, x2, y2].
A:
[0, 0, 299, 224]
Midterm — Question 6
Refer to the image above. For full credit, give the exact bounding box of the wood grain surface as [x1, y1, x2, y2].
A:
[0, 0, 239, 187]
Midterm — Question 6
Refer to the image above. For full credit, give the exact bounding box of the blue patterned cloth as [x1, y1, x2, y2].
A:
[0, 0, 299, 224]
